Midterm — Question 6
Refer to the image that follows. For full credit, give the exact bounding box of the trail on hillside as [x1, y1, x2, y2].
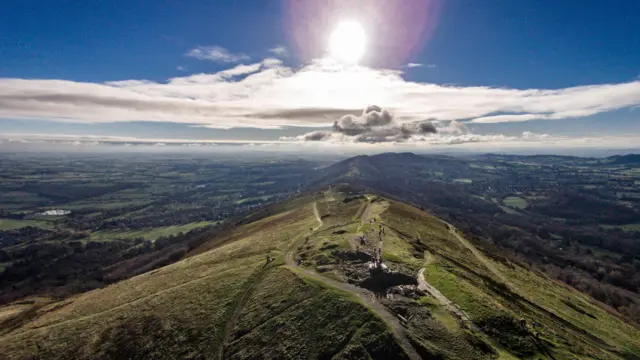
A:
[313, 201, 323, 229]
[223, 202, 324, 359]
[5, 259, 258, 338]
[446, 224, 511, 288]
[417, 268, 473, 326]
[285, 264, 421, 360]
[356, 198, 374, 232]
[285, 202, 421, 360]
[218, 265, 271, 360]
[440, 222, 616, 352]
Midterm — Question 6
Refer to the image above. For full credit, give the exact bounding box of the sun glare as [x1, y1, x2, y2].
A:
[328, 20, 367, 64]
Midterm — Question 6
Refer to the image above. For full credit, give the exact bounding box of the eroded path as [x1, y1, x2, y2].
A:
[284, 201, 422, 360]
[417, 268, 472, 324]
[446, 226, 511, 287]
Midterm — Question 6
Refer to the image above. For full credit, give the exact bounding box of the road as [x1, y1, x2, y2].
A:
[285, 202, 422, 360]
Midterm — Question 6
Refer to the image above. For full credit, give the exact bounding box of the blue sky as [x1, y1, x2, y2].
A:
[1, 0, 639, 150]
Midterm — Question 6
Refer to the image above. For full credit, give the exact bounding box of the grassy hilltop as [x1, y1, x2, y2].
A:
[0, 185, 639, 360]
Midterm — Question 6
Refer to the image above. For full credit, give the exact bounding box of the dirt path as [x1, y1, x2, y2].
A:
[356, 199, 373, 233]
[283, 202, 421, 360]
[313, 201, 323, 229]
[443, 223, 511, 288]
[440, 224, 616, 351]
[285, 202, 323, 266]
[285, 263, 421, 359]
[5, 261, 256, 338]
[417, 268, 472, 325]
[223, 202, 324, 359]
[218, 266, 270, 360]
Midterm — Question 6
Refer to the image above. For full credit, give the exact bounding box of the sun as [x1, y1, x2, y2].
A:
[328, 20, 367, 64]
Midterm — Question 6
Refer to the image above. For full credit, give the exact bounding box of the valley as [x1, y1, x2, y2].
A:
[1, 151, 640, 359]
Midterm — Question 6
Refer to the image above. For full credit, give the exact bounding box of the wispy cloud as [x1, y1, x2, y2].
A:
[185, 46, 250, 63]
[268, 45, 289, 57]
[176, 65, 187, 72]
[1, 57, 639, 134]
[405, 63, 436, 68]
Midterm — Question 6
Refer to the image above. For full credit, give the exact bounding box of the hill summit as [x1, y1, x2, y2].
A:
[1, 186, 639, 359]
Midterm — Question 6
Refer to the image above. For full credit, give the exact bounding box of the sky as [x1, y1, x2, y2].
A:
[1, 0, 639, 152]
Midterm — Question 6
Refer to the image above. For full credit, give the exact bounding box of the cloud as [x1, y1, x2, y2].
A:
[269, 45, 289, 57]
[280, 106, 568, 146]
[282, 106, 440, 143]
[1, 57, 640, 132]
[405, 63, 435, 68]
[185, 46, 250, 63]
[177, 66, 187, 72]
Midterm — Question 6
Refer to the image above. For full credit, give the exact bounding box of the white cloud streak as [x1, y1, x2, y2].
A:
[185, 46, 250, 63]
[1, 57, 639, 131]
[268, 45, 289, 57]
[405, 63, 435, 68]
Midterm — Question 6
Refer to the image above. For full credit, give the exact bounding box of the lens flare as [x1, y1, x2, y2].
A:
[328, 20, 367, 63]
[284, 0, 442, 67]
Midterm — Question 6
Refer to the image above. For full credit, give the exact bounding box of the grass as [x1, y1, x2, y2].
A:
[58, 200, 151, 210]
[227, 267, 410, 359]
[235, 195, 274, 205]
[0, 253, 263, 359]
[0, 218, 53, 230]
[378, 196, 640, 359]
[494, 260, 640, 357]
[0, 197, 322, 359]
[2, 188, 640, 360]
[503, 196, 528, 209]
[601, 223, 640, 232]
[454, 178, 473, 184]
[89, 221, 217, 241]
[498, 205, 521, 215]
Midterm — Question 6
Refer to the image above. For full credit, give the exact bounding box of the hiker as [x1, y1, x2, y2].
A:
[520, 317, 527, 329]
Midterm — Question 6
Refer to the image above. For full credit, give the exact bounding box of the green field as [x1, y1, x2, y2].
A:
[0, 219, 53, 230]
[601, 223, 640, 232]
[503, 196, 528, 209]
[58, 200, 151, 210]
[498, 205, 521, 215]
[89, 221, 217, 241]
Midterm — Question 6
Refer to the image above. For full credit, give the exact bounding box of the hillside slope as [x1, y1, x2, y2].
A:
[1, 186, 639, 359]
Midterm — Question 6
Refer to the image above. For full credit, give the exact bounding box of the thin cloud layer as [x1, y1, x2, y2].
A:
[268, 45, 289, 57]
[1, 56, 640, 130]
[185, 46, 250, 63]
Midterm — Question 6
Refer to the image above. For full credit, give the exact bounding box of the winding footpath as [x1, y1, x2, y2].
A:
[446, 225, 511, 287]
[285, 202, 422, 360]
[417, 268, 471, 324]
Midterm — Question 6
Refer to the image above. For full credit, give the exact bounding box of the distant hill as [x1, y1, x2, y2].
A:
[606, 154, 640, 165]
[1, 187, 639, 359]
